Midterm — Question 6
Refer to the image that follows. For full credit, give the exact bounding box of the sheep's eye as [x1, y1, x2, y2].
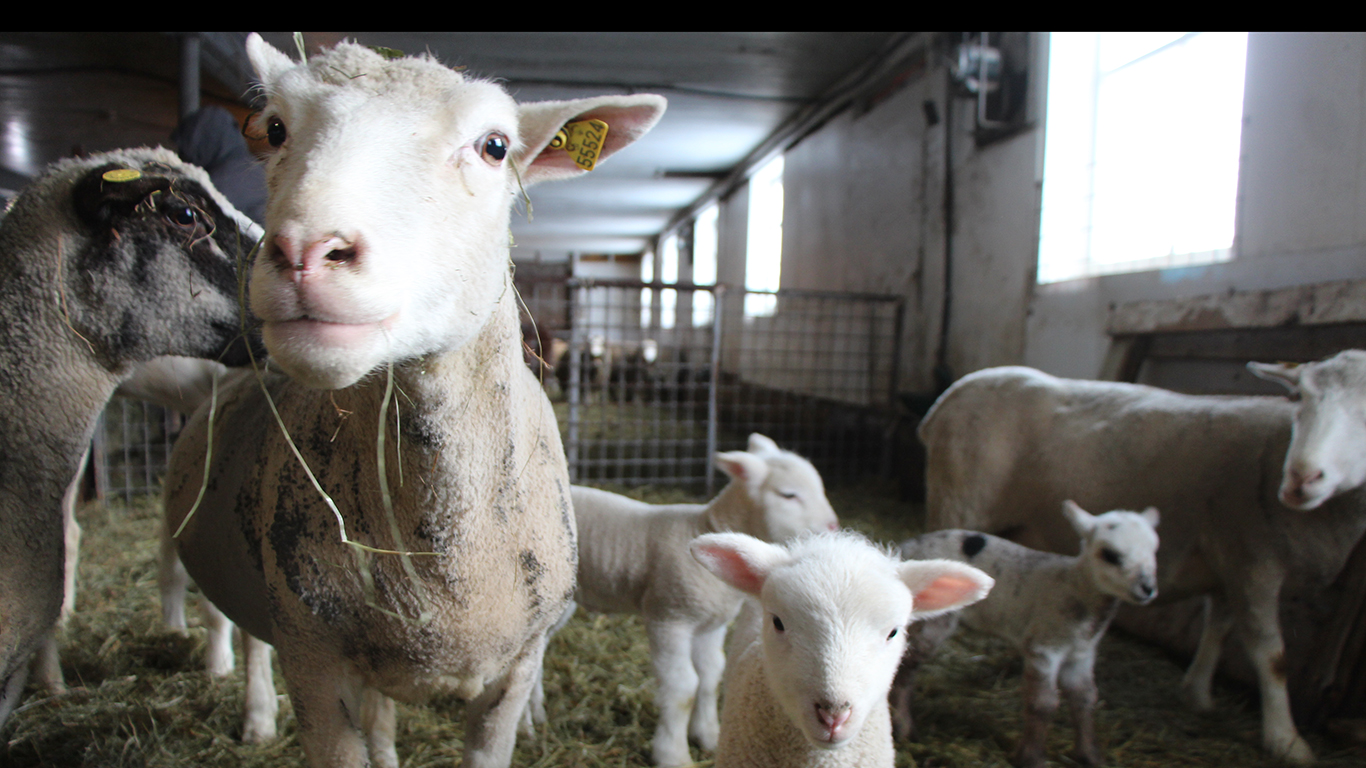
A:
[887, 627, 899, 640]
[1100, 548, 1121, 566]
[267, 116, 287, 147]
[1287, 391, 1302, 403]
[772, 615, 785, 632]
[169, 206, 197, 227]
[481, 133, 509, 163]
[778, 491, 798, 500]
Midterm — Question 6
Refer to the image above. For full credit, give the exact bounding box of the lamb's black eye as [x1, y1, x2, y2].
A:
[888, 627, 899, 640]
[481, 133, 509, 162]
[772, 615, 785, 632]
[267, 116, 287, 147]
[1100, 548, 1121, 566]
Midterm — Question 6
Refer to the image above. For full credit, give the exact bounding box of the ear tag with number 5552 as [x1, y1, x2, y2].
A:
[548, 119, 609, 171]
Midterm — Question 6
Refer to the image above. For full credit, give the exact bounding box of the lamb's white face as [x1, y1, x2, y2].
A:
[246, 39, 522, 389]
[717, 434, 840, 542]
[1067, 503, 1160, 604]
[759, 550, 912, 750]
[1251, 351, 1366, 511]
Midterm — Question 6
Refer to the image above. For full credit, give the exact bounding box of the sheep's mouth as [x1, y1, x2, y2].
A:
[265, 315, 397, 349]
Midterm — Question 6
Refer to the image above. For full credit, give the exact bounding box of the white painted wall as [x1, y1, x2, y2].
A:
[717, 32, 1366, 394]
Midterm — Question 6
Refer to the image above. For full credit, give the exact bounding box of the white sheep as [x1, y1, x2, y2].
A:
[553, 433, 839, 766]
[918, 354, 1366, 764]
[163, 36, 665, 768]
[0, 147, 259, 725]
[690, 530, 994, 768]
[891, 501, 1160, 768]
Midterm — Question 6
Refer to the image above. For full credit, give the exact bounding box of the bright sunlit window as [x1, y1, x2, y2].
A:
[692, 203, 718, 327]
[640, 248, 653, 328]
[1037, 32, 1249, 284]
[746, 155, 784, 317]
[660, 232, 679, 329]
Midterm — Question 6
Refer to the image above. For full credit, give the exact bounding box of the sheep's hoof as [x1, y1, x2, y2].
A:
[1268, 733, 1314, 765]
[241, 717, 277, 745]
[1069, 746, 1102, 767]
[1179, 678, 1215, 712]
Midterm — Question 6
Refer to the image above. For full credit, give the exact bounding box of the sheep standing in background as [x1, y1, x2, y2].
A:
[691, 531, 994, 768]
[918, 353, 1366, 764]
[0, 147, 258, 725]
[562, 433, 839, 766]
[164, 36, 665, 768]
[892, 501, 1160, 768]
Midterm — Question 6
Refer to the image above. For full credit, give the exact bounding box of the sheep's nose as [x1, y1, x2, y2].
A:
[271, 233, 360, 281]
[815, 701, 852, 735]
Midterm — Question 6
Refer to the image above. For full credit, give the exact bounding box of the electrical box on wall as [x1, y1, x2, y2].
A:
[950, 32, 1030, 147]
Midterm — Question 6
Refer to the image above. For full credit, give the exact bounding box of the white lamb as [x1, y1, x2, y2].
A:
[558, 432, 839, 766]
[0, 147, 259, 725]
[891, 500, 1160, 768]
[163, 36, 665, 768]
[918, 353, 1366, 763]
[690, 530, 994, 768]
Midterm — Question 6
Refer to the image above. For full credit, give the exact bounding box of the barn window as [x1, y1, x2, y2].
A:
[692, 202, 719, 327]
[745, 155, 784, 317]
[1037, 32, 1249, 284]
[659, 231, 679, 329]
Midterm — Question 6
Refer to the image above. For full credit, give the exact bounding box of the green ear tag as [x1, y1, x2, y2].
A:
[558, 119, 609, 171]
[102, 168, 142, 183]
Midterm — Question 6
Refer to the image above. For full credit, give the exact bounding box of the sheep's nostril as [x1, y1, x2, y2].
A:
[326, 247, 357, 264]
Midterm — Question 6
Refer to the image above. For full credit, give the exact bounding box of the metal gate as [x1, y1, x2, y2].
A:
[518, 277, 904, 494]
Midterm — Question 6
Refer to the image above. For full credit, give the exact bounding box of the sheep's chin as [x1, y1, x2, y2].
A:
[263, 319, 389, 390]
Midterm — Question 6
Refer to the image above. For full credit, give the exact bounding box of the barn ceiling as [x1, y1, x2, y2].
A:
[0, 32, 914, 255]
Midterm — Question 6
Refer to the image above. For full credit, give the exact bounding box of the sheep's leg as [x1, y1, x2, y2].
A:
[1181, 594, 1234, 712]
[159, 515, 190, 633]
[1237, 583, 1314, 764]
[32, 461, 87, 693]
[29, 632, 64, 694]
[1013, 651, 1063, 768]
[463, 636, 547, 768]
[520, 600, 574, 737]
[1059, 648, 1101, 768]
[241, 634, 279, 744]
[361, 687, 398, 768]
[200, 597, 235, 677]
[688, 623, 727, 752]
[0, 663, 30, 725]
[276, 651, 370, 767]
[647, 620, 700, 767]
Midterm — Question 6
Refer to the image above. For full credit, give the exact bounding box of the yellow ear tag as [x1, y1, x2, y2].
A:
[102, 168, 142, 183]
[558, 119, 609, 171]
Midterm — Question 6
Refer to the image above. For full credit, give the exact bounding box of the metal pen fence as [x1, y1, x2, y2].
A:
[91, 278, 905, 500]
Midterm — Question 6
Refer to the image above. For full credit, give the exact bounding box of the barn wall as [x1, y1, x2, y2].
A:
[724, 32, 1366, 395]
[1026, 32, 1366, 381]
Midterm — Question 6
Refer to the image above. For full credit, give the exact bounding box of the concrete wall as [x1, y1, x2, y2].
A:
[714, 32, 1366, 395]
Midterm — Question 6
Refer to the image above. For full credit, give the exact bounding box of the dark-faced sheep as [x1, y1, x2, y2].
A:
[0, 148, 258, 724]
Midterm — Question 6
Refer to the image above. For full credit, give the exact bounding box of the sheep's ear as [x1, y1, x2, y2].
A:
[747, 433, 780, 454]
[245, 33, 298, 85]
[1141, 506, 1160, 528]
[716, 450, 769, 489]
[515, 94, 667, 186]
[691, 533, 789, 596]
[1061, 500, 1097, 538]
[1247, 361, 1303, 394]
[899, 559, 994, 619]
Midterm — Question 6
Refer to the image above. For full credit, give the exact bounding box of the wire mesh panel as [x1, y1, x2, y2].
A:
[518, 276, 903, 493]
[96, 399, 183, 501]
[716, 289, 903, 488]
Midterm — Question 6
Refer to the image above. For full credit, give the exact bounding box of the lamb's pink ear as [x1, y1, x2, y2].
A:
[747, 433, 780, 454]
[1141, 506, 1160, 528]
[691, 533, 789, 596]
[1247, 361, 1302, 394]
[245, 33, 298, 84]
[515, 94, 667, 186]
[716, 450, 769, 489]
[899, 559, 994, 620]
